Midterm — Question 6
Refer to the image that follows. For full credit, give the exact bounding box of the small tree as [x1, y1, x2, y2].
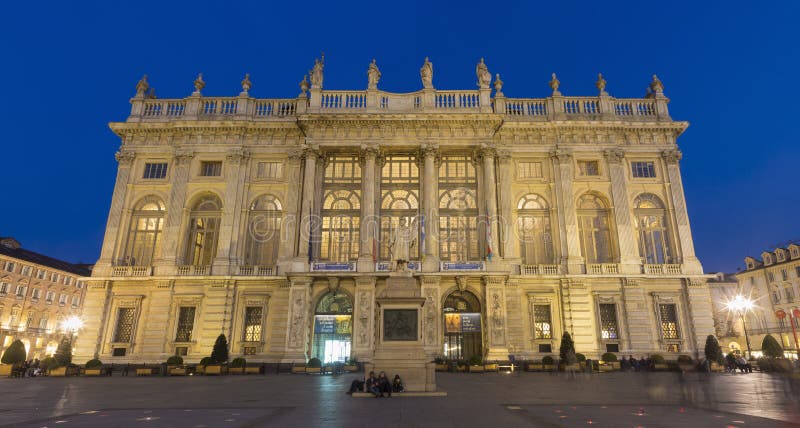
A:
[54, 337, 72, 367]
[761, 334, 784, 359]
[559, 331, 575, 362]
[210, 334, 229, 364]
[704, 335, 723, 364]
[1, 340, 27, 365]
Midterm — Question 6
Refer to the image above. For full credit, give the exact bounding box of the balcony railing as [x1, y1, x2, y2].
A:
[111, 266, 153, 277]
[586, 263, 620, 274]
[237, 265, 277, 276]
[642, 264, 682, 275]
[176, 265, 211, 276]
[520, 264, 561, 275]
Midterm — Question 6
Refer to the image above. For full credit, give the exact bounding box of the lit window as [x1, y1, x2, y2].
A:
[175, 306, 196, 342]
[517, 161, 543, 179]
[120, 196, 165, 266]
[113, 307, 136, 342]
[533, 304, 552, 339]
[577, 194, 615, 263]
[244, 195, 282, 267]
[517, 194, 553, 264]
[200, 161, 222, 177]
[439, 155, 479, 262]
[577, 160, 600, 176]
[320, 155, 361, 262]
[185, 195, 222, 266]
[599, 303, 619, 339]
[635, 194, 672, 264]
[243, 306, 263, 342]
[631, 161, 656, 178]
[143, 162, 168, 179]
[380, 155, 419, 260]
[659, 303, 680, 339]
[256, 162, 283, 179]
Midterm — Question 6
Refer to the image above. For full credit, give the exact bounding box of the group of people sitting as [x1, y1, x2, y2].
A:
[726, 354, 754, 373]
[347, 371, 404, 397]
[619, 355, 658, 371]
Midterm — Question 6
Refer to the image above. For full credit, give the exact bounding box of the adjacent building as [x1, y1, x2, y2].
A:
[0, 237, 90, 359]
[74, 58, 715, 365]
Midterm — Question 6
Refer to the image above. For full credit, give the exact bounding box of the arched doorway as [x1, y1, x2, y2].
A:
[311, 291, 353, 364]
[443, 290, 482, 361]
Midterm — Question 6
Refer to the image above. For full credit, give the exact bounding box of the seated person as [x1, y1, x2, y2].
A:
[347, 377, 365, 394]
[365, 371, 381, 397]
[392, 374, 404, 393]
[735, 356, 753, 373]
[377, 371, 392, 397]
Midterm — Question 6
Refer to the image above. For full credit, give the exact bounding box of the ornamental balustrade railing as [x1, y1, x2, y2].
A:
[176, 265, 211, 276]
[237, 265, 277, 276]
[520, 264, 561, 275]
[642, 264, 683, 275]
[111, 266, 153, 277]
[128, 90, 670, 122]
[586, 263, 620, 275]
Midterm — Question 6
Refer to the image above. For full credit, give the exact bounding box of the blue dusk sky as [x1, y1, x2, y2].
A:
[0, 1, 797, 273]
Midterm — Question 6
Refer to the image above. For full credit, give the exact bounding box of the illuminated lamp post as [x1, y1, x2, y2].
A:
[61, 316, 84, 348]
[726, 295, 754, 359]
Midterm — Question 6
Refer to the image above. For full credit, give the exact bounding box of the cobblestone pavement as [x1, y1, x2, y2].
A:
[0, 371, 797, 427]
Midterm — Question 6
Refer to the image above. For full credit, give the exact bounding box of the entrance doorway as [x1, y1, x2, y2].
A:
[443, 290, 482, 361]
[311, 291, 353, 364]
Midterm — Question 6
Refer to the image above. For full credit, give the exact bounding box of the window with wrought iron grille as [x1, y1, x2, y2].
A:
[175, 306, 196, 342]
[200, 161, 222, 177]
[439, 155, 479, 261]
[631, 161, 656, 178]
[577, 160, 600, 176]
[243, 195, 282, 266]
[143, 162, 168, 179]
[380, 155, 419, 260]
[517, 161, 543, 179]
[516, 194, 554, 264]
[634, 193, 672, 264]
[598, 303, 619, 339]
[320, 155, 361, 261]
[533, 304, 552, 339]
[256, 161, 284, 179]
[659, 303, 680, 339]
[113, 307, 136, 342]
[243, 306, 263, 342]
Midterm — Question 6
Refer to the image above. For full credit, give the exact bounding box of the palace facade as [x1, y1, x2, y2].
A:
[74, 58, 715, 365]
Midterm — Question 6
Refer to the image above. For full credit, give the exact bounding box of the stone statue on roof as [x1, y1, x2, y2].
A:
[476, 58, 491, 89]
[367, 59, 381, 90]
[420, 57, 433, 89]
[310, 54, 325, 89]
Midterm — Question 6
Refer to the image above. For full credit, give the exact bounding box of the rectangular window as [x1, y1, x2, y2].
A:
[517, 161, 543, 179]
[243, 306, 264, 342]
[58, 294, 67, 305]
[659, 303, 680, 339]
[533, 304, 552, 339]
[16, 286, 26, 298]
[631, 161, 656, 178]
[256, 161, 283, 179]
[538, 344, 552, 353]
[32, 289, 41, 300]
[143, 162, 168, 179]
[200, 161, 222, 177]
[768, 272, 775, 282]
[36, 269, 46, 279]
[39, 316, 48, 330]
[45, 291, 55, 303]
[577, 160, 600, 176]
[598, 303, 619, 339]
[0, 282, 8, 294]
[26, 311, 35, 328]
[50, 273, 59, 283]
[71, 295, 80, 307]
[112, 348, 127, 357]
[113, 307, 136, 342]
[175, 306, 196, 342]
[5, 262, 15, 272]
[77, 281, 85, 289]
[21, 265, 32, 276]
[781, 269, 788, 281]
[64, 277, 72, 286]
[175, 346, 188, 356]
[606, 343, 620, 353]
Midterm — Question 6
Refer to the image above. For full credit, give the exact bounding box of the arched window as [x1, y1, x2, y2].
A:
[439, 155, 479, 262]
[380, 155, 420, 260]
[634, 194, 672, 264]
[319, 155, 361, 262]
[577, 193, 616, 263]
[185, 194, 222, 266]
[243, 195, 282, 266]
[120, 196, 165, 266]
[443, 290, 482, 361]
[516, 194, 553, 264]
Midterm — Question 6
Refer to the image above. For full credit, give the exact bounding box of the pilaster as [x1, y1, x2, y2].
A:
[420, 276, 441, 357]
[278, 149, 304, 273]
[294, 147, 319, 271]
[484, 275, 509, 360]
[496, 150, 519, 263]
[551, 149, 583, 273]
[354, 276, 377, 361]
[421, 144, 440, 271]
[480, 145, 502, 266]
[357, 145, 379, 272]
[95, 151, 135, 275]
[683, 278, 715, 355]
[662, 150, 703, 274]
[155, 150, 193, 274]
[214, 148, 250, 274]
[283, 276, 312, 362]
[604, 149, 641, 274]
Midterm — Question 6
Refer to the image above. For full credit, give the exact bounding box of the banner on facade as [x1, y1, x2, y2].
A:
[314, 315, 352, 334]
[444, 312, 481, 333]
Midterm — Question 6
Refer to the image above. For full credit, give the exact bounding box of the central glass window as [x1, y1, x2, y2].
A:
[516, 194, 553, 264]
[320, 155, 361, 262]
[598, 303, 619, 339]
[577, 193, 616, 264]
[634, 194, 672, 264]
[439, 155, 478, 261]
[185, 195, 222, 266]
[380, 155, 419, 260]
[659, 303, 680, 339]
[243, 307, 264, 342]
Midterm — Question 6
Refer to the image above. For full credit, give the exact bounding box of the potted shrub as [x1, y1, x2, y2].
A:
[575, 353, 586, 369]
[344, 357, 359, 372]
[84, 359, 104, 376]
[291, 361, 307, 374]
[167, 356, 187, 376]
[542, 355, 555, 371]
[456, 359, 468, 372]
[41, 357, 58, 375]
[760, 335, 790, 371]
[0, 339, 27, 377]
[306, 357, 322, 374]
[433, 357, 448, 372]
[205, 334, 229, 375]
[50, 338, 77, 377]
[525, 360, 541, 372]
[651, 354, 668, 370]
[600, 352, 618, 371]
[559, 332, 579, 371]
[484, 360, 499, 372]
[704, 335, 724, 372]
[468, 355, 485, 373]
[229, 357, 247, 374]
[196, 356, 212, 375]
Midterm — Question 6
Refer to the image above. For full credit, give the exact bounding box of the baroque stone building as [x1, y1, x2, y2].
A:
[75, 58, 715, 365]
[0, 237, 90, 359]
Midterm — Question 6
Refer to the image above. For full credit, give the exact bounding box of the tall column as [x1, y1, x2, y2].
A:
[353, 276, 377, 361]
[421, 145, 439, 271]
[156, 150, 193, 274]
[481, 146, 502, 265]
[662, 149, 703, 274]
[284, 276, 312, 362]
[95, 151, 135, 275]
[683, 278, 716, 353]
[278, 148, 304, 274]
[357, 145, 379, 272]
[214, 148, 250, 275]
[496, 150, 519, 263]
[294, 146, 319, 271]
[484, 275, 509, 360]
[604, 149, 641, 274]
[551, 149, 583, 274]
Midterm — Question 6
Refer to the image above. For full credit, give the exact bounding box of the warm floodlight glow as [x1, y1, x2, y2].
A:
[726, 295, 754, 312]
[62, 316, 84, 333]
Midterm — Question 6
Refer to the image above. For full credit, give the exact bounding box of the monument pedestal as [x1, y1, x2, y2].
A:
[368, 273, 438, 392]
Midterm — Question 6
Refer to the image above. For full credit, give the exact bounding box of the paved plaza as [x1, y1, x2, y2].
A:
[0, 372, 798, 427]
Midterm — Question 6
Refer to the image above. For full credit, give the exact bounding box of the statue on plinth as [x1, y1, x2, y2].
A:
[135, 74, 149, 97]
[476, 58, 491, 89]
[420, 57, 433, 89]
[241, 73, 252, 94]
[367, 59, 381, 90]
[650, 74, 664, 94]
[310, 54, 325, 89]
[549, 72, 561, 96]
[390, 218, 416, 272]
[596, 73, 608, 95]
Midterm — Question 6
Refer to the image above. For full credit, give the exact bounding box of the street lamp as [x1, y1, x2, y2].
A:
[726, 295, 754, 359]
[61, 316, 84, 352]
